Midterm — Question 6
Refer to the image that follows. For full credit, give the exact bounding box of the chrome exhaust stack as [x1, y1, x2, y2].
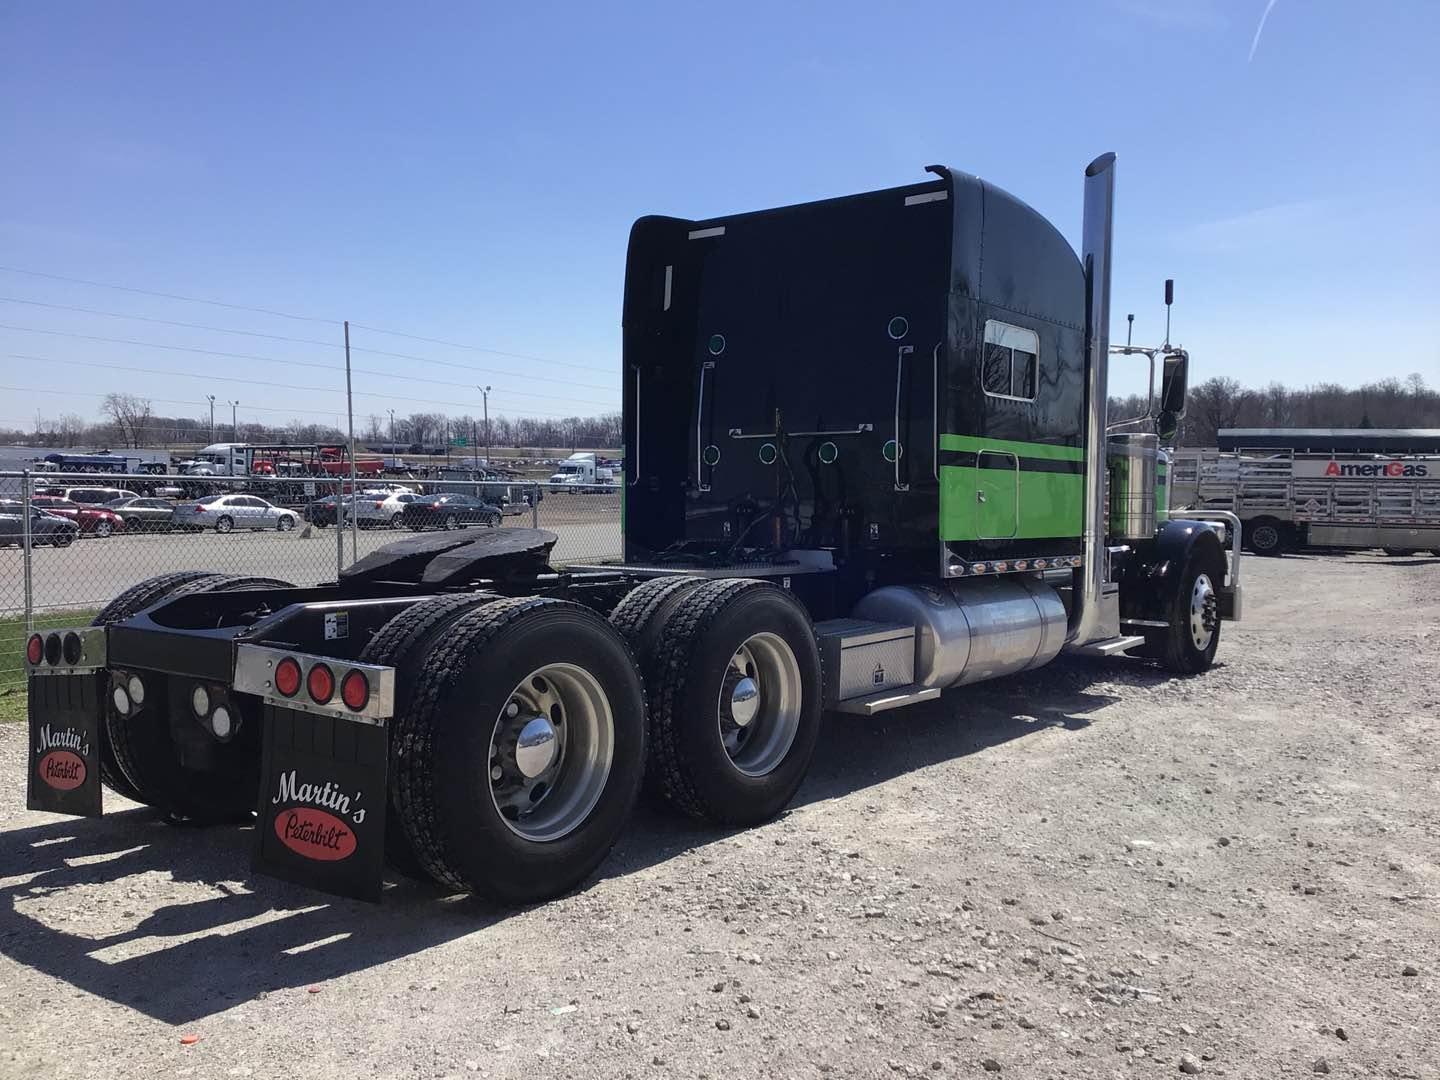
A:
[1068, 152, 1120, 645]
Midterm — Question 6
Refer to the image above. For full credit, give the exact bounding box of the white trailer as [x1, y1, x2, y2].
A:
[1170, 441, 1440, 555]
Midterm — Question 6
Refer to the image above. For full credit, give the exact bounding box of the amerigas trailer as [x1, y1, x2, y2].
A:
[23, 154, 1242, 905]
[1169, 442, 1440, 556]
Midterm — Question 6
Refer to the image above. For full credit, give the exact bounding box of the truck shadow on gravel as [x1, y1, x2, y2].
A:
[0, 656, 1157, 1025]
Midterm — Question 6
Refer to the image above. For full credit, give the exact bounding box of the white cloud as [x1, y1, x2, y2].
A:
[1170, 199, 1331, 254]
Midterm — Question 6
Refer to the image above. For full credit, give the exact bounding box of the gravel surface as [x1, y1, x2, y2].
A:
[1, 551, 1436, 1079]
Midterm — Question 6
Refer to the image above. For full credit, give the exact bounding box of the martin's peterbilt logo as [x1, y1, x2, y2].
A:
[34, 724, 90, 791]
[270, 770, 366, 861]
[1324, 460, 1429, 478]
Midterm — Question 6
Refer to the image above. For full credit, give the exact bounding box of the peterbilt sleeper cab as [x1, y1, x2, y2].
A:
[23, 153, 1240, 906]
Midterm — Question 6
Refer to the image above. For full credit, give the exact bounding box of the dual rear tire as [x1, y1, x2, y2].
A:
[379, 577, 823, 901]
[386, 597, 647, 903]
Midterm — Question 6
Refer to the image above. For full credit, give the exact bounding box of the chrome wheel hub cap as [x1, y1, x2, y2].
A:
[1189, 573, 1218, 652]
[488, 664, 614, 842]
[514, 715, 559, 778]
[717, 634, 802, 778]
[729, 676, 760, 727]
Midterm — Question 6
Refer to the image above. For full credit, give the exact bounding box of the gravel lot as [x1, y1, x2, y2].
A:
[1, 551, 1436, 1080]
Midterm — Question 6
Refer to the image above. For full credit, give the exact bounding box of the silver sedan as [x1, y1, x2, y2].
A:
[172, 494, 300, 533]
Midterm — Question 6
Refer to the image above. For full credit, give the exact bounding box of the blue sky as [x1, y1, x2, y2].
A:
[1, 0, 1436, 434]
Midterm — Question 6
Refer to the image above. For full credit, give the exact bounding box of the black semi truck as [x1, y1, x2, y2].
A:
[23, 153, 1242, 904]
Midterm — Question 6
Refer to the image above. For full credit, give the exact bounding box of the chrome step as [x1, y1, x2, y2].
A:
[830, 685, 942, 716]
[1067, 634, 1147, 658]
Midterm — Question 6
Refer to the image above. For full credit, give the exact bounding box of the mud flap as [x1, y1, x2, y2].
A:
[27, 673, 105, 817]
[253, 705, 388, 903]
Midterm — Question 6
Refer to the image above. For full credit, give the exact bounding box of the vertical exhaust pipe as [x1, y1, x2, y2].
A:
[1068, 152, 1117, 645]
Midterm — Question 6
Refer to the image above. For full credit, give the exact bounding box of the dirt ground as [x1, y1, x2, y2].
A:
[1, 552, 1436, 1080]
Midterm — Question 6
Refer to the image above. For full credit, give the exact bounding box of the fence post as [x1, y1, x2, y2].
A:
[531, 482, 539, 529]
[21, 468, 34, 632]
[335, 478, 345, 577]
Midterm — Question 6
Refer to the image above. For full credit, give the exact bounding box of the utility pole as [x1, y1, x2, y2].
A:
[206, 394, 216, 443]
[229, 400, 239, 441]
[344, 320, 358, 564]
[478, 385, 491, 470]
[388, 408, 395, 450]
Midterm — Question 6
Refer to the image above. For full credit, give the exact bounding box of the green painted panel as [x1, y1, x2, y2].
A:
[939, 433, 1084, 462]
[976, 461, 1018, 538]
[940, 465, 1083, 541]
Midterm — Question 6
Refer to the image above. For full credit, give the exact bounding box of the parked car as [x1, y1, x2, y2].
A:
[104, 496, 177, 532]
[0, 501, 78, 547]
[307, 491, 423, 528]
[29, 496, 125, 537]
[172, 494, 299, 533]
[400, 493, 503, 531]
[60, 486, 140, 505]
[354, 490, 424, 527]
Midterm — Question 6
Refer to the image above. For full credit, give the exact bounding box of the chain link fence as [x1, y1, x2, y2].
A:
[0, 470, 622, 690]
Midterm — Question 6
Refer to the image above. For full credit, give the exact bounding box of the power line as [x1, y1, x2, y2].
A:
[0, 384, 343, 418]
[0, 324, 619, 407]
[0, 264, 613, 373]
[5, 355, 617, 420]
[0, 319, 620, 398]
[0, 295, 617, 382]
[0, 265, 338, 324]
[347, 322, 600, 372]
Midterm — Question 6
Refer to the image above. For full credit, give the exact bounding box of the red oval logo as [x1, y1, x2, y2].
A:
[38, 750, 87, 791]
[273, 807, 357, 861]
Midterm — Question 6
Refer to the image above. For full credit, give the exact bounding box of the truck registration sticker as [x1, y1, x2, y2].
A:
[324, 612, 349, 641]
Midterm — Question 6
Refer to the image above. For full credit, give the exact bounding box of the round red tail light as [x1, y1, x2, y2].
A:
[26, 634, 44, 665]
[307, 663, 335, 704]
[340, 669, 370, 711]
[274, 656, 302, 697]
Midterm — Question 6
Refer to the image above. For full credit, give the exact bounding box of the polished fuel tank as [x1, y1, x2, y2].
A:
[1107, 432, 1159, 540]
[852, 577, 1067, 689]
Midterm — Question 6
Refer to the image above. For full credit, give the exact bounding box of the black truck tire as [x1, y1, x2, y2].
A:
[358, 592, 501, 881]
[101, 573, 294, 822]
[608, 575, 708, 663]
[1245, 517, 1287, 556]
[642, 579, 823, 826]
[92, 570, 232, 803]
[1147, 555, 1222, 675]
[393, 597, 647, 903]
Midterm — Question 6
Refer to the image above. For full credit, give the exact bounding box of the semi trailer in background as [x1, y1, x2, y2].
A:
[23, 152, 1242, 906]
[1169, 428, 1440, 555]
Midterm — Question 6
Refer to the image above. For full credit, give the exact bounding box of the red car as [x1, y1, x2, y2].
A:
[29, 496, 125, 538]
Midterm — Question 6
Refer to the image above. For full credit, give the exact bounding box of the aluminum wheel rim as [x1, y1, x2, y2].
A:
[717, 632, 801, 777]
[1189, 572, 1217, 652]
[487, 663, 614, 842]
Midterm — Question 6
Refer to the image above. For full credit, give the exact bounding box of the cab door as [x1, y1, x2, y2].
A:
[975, 450, 1019, 538]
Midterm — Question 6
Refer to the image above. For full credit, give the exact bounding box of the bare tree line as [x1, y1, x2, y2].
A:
[1111, 372, 1436, 447]
[4, 397, 623, 454]
[8, 374, 1434, 456]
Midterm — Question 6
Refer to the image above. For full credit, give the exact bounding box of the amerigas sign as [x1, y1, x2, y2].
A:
[1291, 457, 1436, 480]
